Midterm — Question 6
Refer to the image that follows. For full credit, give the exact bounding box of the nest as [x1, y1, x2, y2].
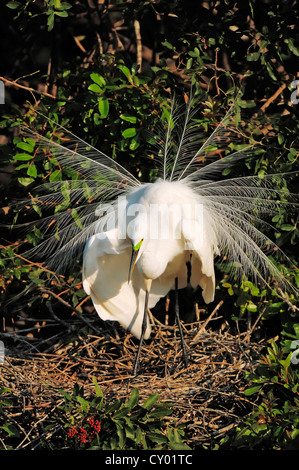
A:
[0, 300, 264, 449]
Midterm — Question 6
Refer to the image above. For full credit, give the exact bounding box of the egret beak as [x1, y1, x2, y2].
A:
[128, 239, 143, 282]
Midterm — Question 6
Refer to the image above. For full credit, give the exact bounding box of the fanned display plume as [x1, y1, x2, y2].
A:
[10, 98, 298, 297]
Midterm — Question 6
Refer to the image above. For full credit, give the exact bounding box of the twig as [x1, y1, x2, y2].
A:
[0, 437, 7, 450]
[39, 288, 100, 335]
[134, 20, 142, 71]
[0, 76, 71, 102]
[244, 306, 266, 343]
[191, 300, 224, 345]
[73, 36, 87, 53]
[0, 245, 63, 281]
[276, 286, 299, 312]
[259, 82, 287, 113]
[96, 32, 103, 55]
[46, 301, 75, 332]
[0, 76, 57, 100]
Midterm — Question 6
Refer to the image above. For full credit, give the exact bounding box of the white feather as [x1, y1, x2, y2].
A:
[13, 100, 298, 338]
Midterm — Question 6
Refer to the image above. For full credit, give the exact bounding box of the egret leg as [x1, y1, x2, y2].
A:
[133, 289, 149, 376]
[174, 277, 189, 367]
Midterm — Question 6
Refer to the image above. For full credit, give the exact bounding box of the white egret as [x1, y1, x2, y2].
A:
[16, 97, 298, 374]
[82, 179, 216, 371]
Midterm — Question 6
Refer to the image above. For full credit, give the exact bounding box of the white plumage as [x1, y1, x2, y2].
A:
[17, 97, 298, 362]
[82, 180, 217, 339]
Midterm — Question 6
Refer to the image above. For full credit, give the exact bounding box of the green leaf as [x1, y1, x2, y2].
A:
[71, 208, 84, 229]
[279, 352, 292, 370]
[106, 399, 122, 414]
[135, 426, 143, 444]
[32, 203, 42, 217]
[120, 114, 137, 124]
[77, 396, 89, 412]
[286, 38, 299, 56]
[247, 302, 258, 313]
[88, 83, 102, 93]
[6, 1, 21, 9]
[90, 73, 106, 87]
[60, 181, 70, 200]
[147, 406, 172, 418]
[238, 100, 256, 108]
[246, 52, 260, 62]
[125, 387, 139, 410]
[186, 57, 193, 69]
[250, 285, 260, 296]
[60, 2, 72, 9]
[55, 10, 68, 17]
[266, 62, 277, 81]
[280, 224, 295, 231]
[82, 182, 93, 201]
[245, 385, 261, 396]
[16, 141, 35, 153]
[124, 423, 135, 440]
[92, 376, 103, 399]
[13, 153, 34, 161]
[18, 177, 34, 186]
[142, 393, 159, 410]
[49, 169, 62, 182]
[161, 106, 174, 129]
[122, 128, 136, 138]
[115, 422, 125, 448]
[162, 40, 173, 49]
[0, 388, 12, 395]
[146, 431, 168, 444]
[118, 65, 132, 81]
[222, 282, 232, 288]
[169, 442, 192, 450]
[98, 97, 109, 118]
[113, 407, 130, 419]
[47, 11, 55, 31]
[129, 137, 140, 151]
[1, 423, 20, 437]
[59, 389, 73, 401]
[27, 164, 37, 178]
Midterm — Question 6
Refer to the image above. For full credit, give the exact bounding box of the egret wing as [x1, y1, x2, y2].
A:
[82, 230, 152, 340]
[181, 214, 218, 303]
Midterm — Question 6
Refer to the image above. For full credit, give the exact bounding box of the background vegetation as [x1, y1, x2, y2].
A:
[0, 0, 298, 450]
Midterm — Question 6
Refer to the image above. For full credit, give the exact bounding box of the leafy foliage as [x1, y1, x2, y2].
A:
[219, 340, 299, 449]
[57, 379, 190, 450]
[0, 381, 190, 450]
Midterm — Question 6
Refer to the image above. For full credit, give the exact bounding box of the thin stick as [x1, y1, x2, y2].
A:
[0, 76, 58, 100]
[191, 300, 224, 344]
[276, 285, 299, 312]
[259, 82, 287, 113]
[134, 20, 142, 71]
[39, 288, 100, 335]
[174, 277, 189, 367]
[0, 245, 63, 281]
[244, 307, 265, 343]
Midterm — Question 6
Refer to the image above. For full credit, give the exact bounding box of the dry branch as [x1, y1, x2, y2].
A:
[0, 76, 58, 101]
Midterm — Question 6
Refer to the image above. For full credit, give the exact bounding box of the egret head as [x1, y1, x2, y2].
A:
[128, 237, 144, 281]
